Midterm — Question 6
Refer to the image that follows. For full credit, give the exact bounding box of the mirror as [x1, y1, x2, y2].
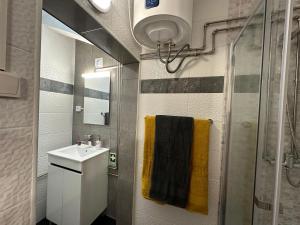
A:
[83, 69, 111, 125]
[38, 2, 138, 224]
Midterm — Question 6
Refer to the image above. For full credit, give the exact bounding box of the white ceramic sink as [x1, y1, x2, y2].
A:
[48, 144, 109, 172]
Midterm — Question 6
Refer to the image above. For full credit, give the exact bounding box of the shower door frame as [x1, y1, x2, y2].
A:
[219, 0, 268, 223]
[270, 0, 294, 224]
[220, 0, 296, 224]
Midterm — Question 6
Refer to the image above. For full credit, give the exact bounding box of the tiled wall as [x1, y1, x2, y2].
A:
[0, 0, 41, 224]
[116, 63, 139, 225]
[134, 0, 230, 224]
[36, 25, 75, 222]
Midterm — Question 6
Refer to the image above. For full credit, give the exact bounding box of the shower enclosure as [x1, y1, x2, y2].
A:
[222, 0, 300, 224]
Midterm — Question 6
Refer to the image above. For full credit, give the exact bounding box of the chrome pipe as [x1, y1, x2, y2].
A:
[190, 5, 300, 52]
[272, 0, 294, 224]
[141, 8, 300, 61]
[141, 25, 244, 60]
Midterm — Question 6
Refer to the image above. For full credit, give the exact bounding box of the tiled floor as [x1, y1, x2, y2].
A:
[37, 215, 116, 225]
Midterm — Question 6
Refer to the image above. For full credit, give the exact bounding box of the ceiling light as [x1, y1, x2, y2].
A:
[88, 0, 112, 13]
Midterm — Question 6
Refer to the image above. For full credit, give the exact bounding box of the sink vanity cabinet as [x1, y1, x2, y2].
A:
[46, 145, 109, 225]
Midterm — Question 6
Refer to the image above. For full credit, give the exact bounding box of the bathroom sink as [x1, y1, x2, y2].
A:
[48, 144, 109, 172]
[47, 144, 109, 225]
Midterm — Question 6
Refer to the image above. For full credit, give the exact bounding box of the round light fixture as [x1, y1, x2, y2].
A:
[89, 0, 112, 13]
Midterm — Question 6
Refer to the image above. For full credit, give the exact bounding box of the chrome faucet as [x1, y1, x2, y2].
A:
[76, 135, 99, 146]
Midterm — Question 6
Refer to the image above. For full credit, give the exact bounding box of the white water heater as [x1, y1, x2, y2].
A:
[133, 0, 194, 49]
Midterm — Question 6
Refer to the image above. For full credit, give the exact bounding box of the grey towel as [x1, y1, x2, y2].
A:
[150, 115, 194, 208]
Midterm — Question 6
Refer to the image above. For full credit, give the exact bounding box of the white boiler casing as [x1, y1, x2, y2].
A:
[133, 0, 194, 49]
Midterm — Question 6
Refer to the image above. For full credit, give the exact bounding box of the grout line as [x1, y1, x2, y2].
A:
[0, 125, 32, 130]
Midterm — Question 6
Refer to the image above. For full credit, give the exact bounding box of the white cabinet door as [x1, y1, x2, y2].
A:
[62, 169, 82, 225]
[47, 165, 64, 225]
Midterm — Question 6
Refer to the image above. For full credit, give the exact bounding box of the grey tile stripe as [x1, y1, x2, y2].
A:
[40, 78, 110, 99]
[40, 78, 74, 95]
[140, 75, 260, 94]
[234, 74, 260, 93]
[84, 88, 110, 100]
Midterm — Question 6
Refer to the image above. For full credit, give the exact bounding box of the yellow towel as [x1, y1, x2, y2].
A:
[142, 116, 156, 199]
[187, 119, 210, 214]
[142, 116, 210, 214]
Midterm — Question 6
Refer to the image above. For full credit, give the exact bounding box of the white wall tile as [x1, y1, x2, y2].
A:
[138, 94, 189, 117]
[40, 25, 75, 84]
[39, 91, 73, 114]
[188, 46, 229, 77]
[140, 59, 191, 80]
[38, 113, 73, 135]
[209, 122, 223, 152]
[187, 93, 224, 122]
[38, 132, 72, 158]
[193, 0, 229, 22]
[209, 149, 222, 181]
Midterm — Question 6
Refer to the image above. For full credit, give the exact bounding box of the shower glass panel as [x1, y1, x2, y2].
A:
[253, 0, 287, 224]
[224, 1, 266, 225]
[253, 0, 298, 224]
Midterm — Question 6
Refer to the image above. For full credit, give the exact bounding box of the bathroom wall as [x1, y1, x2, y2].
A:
[0, 0, 41, 224]
[36, 25, 75, 222]
[74, 0, 140, 60]
[134, 0, 230, 225]
[116, 63, 139, 225]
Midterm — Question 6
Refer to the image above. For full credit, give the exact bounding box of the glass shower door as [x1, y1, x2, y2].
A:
[223, 0, 297, 224]
[223, 1, 266, 225]
[254, 0, 298, 225]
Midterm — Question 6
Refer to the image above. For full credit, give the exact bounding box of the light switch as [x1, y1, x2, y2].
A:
[75, 106, 83, 112]
[95, 58, 103, 69]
